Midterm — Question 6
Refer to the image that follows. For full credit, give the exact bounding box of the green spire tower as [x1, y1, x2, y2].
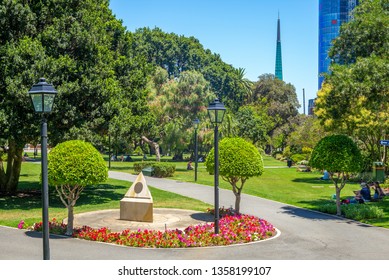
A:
[275, 14, 283, 80]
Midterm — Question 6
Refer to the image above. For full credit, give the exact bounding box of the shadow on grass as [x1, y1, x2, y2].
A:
[0, 183, 127, 210]
[109, 166, 133, 171]
[70, 183, 127, 206]
[292, 177, 334, 185]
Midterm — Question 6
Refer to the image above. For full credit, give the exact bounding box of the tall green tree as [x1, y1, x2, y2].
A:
[315, 0, 389, 163]
[205, 137, 264, 213]
[132, 27, 251, 111]
[0, 0, 151, 194]
[251, 74, 300, 152]
[310, 135, 363, 216]
[147, 68, 214, 158]
[48, 140, 107, 235]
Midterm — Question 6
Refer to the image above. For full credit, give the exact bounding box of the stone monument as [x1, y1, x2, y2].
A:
[120, 172, 153, 222]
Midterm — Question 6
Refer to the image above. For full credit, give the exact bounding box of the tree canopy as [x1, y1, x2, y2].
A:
[205, 137, 264, 213]
[48, 139, 107, 235]
[310, 135, 363, 215]
[315, 0, 389, 163]
[0, 0, 152, 193]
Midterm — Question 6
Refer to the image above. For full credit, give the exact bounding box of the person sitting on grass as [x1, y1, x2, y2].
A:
[187, 161, 193, 170]
[359, 182, 371, 202]
[373, 182, 385, 200]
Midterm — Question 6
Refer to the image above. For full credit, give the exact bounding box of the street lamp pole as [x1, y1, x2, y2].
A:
[213, 122, 220, 233]
[41, 116, 49, 260]
[193, 118, 200, 182]
[207, 98, 226, 235]
[28, 78, 57, 260]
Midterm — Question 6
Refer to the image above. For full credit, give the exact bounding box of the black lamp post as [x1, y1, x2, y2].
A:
[28, 78, 57, 260]
[207, 98, 226, 234]
[193, 118, 200, 182]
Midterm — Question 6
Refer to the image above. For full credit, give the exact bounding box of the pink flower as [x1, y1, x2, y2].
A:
[18, 220, 24, 229]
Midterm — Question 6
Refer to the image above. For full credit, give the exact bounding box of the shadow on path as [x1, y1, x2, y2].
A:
[280, 205, 342, 221]
[25, 231, 71, 240]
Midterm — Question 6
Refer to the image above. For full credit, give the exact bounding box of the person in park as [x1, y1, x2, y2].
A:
[320, 170, 329, 180]
[359, 182, 372, 201]
[187, 161, 193, 170]
[373, 182, 385, 200]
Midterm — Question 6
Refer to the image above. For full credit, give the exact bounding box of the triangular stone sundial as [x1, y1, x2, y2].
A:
[120, 172, 153, 222]
[124, 172, 152, 199]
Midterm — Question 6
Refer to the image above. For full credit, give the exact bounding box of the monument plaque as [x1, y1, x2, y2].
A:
[120, 172, 153, 222]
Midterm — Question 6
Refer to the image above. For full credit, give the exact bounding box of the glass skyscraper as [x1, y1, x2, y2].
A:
[318, 0, 359, 88]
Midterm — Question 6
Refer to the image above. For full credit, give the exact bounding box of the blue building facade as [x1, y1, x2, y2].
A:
[318, 0, 359, 88]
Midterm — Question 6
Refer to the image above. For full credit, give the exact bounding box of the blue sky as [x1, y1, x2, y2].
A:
[109, 0, 319, 113]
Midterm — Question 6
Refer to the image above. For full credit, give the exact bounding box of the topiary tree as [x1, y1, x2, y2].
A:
[48, 140, 108, 235]
[206, 137, 264, 213]
[310, 135, 363, 216]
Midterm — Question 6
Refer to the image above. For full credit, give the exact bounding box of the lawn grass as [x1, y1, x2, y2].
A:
[109, 155, 389, 228]
[2, 156, 388, 229]
[0, 162, 211, 228]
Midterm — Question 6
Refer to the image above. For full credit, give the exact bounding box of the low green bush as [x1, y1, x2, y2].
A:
[133, 162, 176, 177]
[342, 204, 384, 220]
[291, 153, 306, 163]
[317, 202, 384, 220]
[317, 203, 337, 215]
[152, 162, 176, 178]
[133, 162, 151, 173]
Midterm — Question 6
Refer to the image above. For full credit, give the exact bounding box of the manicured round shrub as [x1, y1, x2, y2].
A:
[48, 140, 107, 187]
[48, 140, 108, 235]
[310, 134, 363, 216]
[206, 137, 263, 213]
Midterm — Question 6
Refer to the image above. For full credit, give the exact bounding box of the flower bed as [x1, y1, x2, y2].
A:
[27, 214, 276, 248]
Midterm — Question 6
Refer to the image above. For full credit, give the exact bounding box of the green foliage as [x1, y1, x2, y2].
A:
[329, 0, 388, 65]
[291, 154, 306, 163]
[48, 140, 107, 187]
[252, 74, 300, 135]
[234, 105, 271, 146]
[310, 134, 363, 216]
[282, 146, 292, 158]
[206, 137, 264, 178]
[310, 135, 363, 173]
[287, 116, 328, 151]
[133, 162, 176, 177]
[134, 146, 144, 156]
[152, 162, 176, 178]
[318, 202, 384, 220]
[133, 162, 151, 173]
[0, 0, 152, 193]
[316, 0, 389, 162]
[343, 204, 384, 220]
[206, 137, 263, 212]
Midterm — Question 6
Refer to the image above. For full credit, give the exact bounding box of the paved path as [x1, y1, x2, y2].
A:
[1, 171, 389, 260]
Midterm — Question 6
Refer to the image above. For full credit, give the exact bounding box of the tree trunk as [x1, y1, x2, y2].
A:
[0, 140, 24, 194]
[235, 193, 241, 214]
[335, 187, 342, 216]
[66, 205, 74, 236]
[141, 136, 160, 161]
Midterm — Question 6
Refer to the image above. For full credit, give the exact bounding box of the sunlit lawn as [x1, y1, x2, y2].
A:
[109, 155, 389, 228]
[1, 155, 388, 229]
[0, 162, 211, 228]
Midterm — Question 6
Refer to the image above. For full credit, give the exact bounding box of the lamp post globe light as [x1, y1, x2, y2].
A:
[207, 98, 226, 234]
[193, 118, 200, 182]
[28, 78, 57, 260]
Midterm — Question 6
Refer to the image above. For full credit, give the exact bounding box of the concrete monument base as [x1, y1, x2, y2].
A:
[119, 172, 153, 222]
[120, 198, 153, 222]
